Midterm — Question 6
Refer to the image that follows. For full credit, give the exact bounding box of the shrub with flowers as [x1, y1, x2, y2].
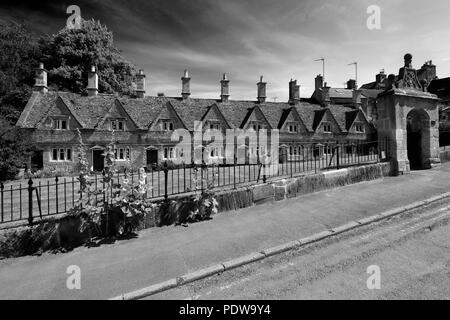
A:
[68, 130, 220, 241]
[68, 130, 155, 238]
[186, 163, 219, 222]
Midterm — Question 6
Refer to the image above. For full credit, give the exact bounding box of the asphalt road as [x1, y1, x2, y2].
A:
[150, 200, 450, 300]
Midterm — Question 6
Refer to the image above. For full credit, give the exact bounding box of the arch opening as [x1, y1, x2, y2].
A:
[407, 109, 431, 170]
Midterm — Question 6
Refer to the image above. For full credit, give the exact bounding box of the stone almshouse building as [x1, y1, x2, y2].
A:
[17, 64, 377, 172]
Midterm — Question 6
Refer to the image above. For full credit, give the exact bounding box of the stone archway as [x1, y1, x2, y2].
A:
[407, 108, 431, 170]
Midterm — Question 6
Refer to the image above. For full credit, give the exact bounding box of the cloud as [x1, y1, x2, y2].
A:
[1, 0, 450, 99]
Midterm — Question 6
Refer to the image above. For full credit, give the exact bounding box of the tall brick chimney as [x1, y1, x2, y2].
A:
[87, 66, 98, 97]
[353, 89, 362, 108]
[257, 76, 267, 103]
[418, 60, 437, 89]
[181, 69, 191, 100]
[322, 83, 331, 107]
[347, 79, 357, 90]
[136, 69, 146, 98]
[288, 79, 296, 104]
[315, 75, 324, 91]
[33, 62, 48, 94]
[220, 73, 230, 103]
[376, 70, 387, 86]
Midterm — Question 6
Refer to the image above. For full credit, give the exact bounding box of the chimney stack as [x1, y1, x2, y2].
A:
[322, 83, 331, 107]
[87, 66, 98, 97]
[315, 75, 324, 91]
[353, 89, 362, 109]
[136, 69, 146, 98]
[293, 84, 300, 103]
[257, 76, 267, 103]
[220, 73, 230, 103]
[289, 79, 300, 104]
[288, 79, 296, 104]
[33, 62, 48, 94]
[376, 69, 387, 86]
[346, 79, 357, 90]
[181, 69, 191, 100]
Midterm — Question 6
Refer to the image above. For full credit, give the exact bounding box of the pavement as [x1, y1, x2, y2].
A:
[0, 164, 450, 299]
[152, 199, 450, 300]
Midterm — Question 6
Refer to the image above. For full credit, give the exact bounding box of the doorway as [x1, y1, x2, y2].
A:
[146, 149, 158, 169]
[407, 109, 431, 170]
[30, 150, 44, 172]
[92, 149, 105, 172]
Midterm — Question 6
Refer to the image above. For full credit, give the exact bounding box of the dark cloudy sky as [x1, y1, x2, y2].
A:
[1, 0, 450, 100]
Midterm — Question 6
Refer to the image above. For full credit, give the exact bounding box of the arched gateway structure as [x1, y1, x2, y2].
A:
[376, 54, 441, 175]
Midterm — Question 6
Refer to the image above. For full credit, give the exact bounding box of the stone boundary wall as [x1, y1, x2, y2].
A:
[440, 149, 450, 163]
[0, 162, 392, 259]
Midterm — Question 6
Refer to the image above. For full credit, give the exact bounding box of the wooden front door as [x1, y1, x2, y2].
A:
[146, 149, 158, 168]
[93, 149, 105, 172]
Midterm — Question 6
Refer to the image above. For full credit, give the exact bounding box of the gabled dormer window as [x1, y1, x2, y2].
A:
[355, 123, 364, 133]
[110, 119, 125, 131]
[209, 123, 220, 130]
[161, 120, 174, 131]
[53, 119, 68, 130]
[287, 123, 298, 133]
[251, 122, 264, 131]
[323, 123, 332, 133]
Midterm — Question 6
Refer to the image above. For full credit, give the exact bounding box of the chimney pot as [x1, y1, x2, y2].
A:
[353, 89, 362, 108]
[33, 62, 48, 94]
[257, 76, 267, 104]
[181, 69, 191, 99]
[87, 65, 98, 96]
[220, 73, 230, 103]
[347, 79, 357, 90]
[322, 85, 331, 107]
[136, 69, 146, 98]
[289, 79, 298, 104]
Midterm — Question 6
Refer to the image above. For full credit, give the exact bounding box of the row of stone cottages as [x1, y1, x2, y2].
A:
[16, 64, 376, 173]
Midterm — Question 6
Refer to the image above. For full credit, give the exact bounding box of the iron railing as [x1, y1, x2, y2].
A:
[0, 139, 389, 226]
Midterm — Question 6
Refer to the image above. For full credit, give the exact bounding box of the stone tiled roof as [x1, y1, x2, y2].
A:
[428, 77, 450, 100]
[16, 92, 370, 134]
[360, 89, 383, 99]
[329, 88, 353, 99]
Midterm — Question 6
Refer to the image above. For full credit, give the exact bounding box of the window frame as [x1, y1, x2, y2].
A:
[355, 123, 365, 133]
[53, 118, 69, 131]
[50, 148, 73, 162]
[110, 119, 126, 131]
[323, 122, 332, 133]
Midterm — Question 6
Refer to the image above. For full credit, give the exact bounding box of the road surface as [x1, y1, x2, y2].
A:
[150, 200, 450, 300]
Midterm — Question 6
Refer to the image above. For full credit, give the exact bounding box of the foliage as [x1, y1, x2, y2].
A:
[0, 20, 137, 181]
[187, 164, 219, 222]
[69, 131, 154, 238]
[0, 21, 41, 124]
[41, 19, 136, 95]
[0, 119, 34, 182]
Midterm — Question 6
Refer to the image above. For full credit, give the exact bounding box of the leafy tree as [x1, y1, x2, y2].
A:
[0, 118, 34, 182]
[0, 19, 137, 180]
[0, 21, 41, 124]
[41, 19, 136, 95]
